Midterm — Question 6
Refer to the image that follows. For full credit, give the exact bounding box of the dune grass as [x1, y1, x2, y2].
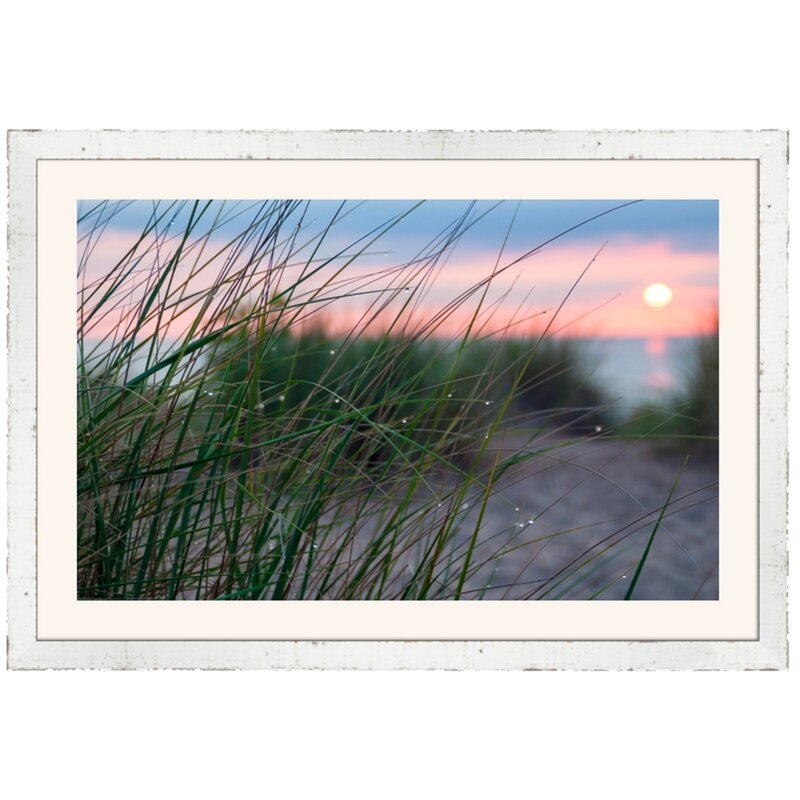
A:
[77, 199, 714, 600]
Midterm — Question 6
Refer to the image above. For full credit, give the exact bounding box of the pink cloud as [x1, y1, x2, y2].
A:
[78, 229, 718, 344]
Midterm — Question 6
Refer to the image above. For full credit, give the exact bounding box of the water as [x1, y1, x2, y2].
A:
[573, 336, 703, 415]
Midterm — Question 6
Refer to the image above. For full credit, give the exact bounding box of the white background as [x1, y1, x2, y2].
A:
[1, 2, 796, 797]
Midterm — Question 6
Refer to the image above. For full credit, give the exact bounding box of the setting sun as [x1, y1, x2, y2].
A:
[643, 282, 673, 309]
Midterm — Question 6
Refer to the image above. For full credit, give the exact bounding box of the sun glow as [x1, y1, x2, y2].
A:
[642, 282, 673, 309]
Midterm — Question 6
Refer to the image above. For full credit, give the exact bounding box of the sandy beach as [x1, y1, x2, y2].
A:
[169, 429, 718, 601]
[445, 431, 719, 600]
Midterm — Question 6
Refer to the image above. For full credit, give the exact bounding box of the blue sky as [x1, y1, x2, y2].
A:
[78, 198, 718, 255]
[78, 198, 718, 339]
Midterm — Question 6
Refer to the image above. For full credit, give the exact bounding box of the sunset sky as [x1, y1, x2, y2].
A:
[78, 198, 718, 340]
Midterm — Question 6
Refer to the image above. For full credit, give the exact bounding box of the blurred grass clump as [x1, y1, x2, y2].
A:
[614, 322, 719, 458]
[211, 310, 610, 474]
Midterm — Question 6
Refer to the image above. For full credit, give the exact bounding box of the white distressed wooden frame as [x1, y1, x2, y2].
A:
[6, 130, 788, 669]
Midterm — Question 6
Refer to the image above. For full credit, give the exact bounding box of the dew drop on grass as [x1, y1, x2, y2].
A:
[518, 522, 525, 528]
[330, 349, 336, 355]
[527, 519, 534, 525]
[514, 507, 520, 512]
[401, 418, 408, 424]
[437, 503, 443, 508]
[595, 425, 602, 433]
[334, 398, 340, 404]
[278, 394, 285, 402]
[484, 400, 493, 406]
[447, 393, 453, 398]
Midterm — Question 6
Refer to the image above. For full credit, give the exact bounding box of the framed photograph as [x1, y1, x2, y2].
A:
[6, 129, 788, 669]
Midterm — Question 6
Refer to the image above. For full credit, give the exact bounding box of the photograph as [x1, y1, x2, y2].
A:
[77, 196, 719, 602]
[1, 9, 796, 799]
